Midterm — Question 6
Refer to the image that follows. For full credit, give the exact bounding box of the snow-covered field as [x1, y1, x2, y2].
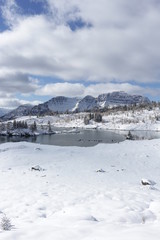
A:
[15, 107, 160, 131]
[0, 139, 160, 239]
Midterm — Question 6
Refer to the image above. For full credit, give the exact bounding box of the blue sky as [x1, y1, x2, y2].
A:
[0, 0, 160, 108]
[15, 0, 45, 15]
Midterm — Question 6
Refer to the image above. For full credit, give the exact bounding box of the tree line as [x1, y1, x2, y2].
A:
[0, 120, 53, 133]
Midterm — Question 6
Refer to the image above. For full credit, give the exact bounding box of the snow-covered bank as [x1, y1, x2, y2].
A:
[0, 140, 160, 239]
[14, 107, 160, 132]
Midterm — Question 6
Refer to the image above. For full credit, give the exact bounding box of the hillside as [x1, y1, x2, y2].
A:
[14, 106, 160, 133]
[0, 92, 150, 121]
[0, 105, 33, 121]
[0, 108, 11, 117]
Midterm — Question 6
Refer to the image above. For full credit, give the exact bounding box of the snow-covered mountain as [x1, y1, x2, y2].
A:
[0, 92, 150, 120]
[0, 108, 11, 117]
[76, 95, 97, 112]
[45, 92, 149, 112]
[30, 96, 79, 115]
[47, 96, 79, 113]
[97, 91, 150, 108]
[1, 104, 33, 121]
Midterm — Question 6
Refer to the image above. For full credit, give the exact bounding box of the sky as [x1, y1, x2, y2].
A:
[0, 0, 160, 108]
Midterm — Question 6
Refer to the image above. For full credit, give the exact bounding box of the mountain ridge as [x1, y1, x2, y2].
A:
[0, 91, 150, 121]
[0, 108, 11, 117]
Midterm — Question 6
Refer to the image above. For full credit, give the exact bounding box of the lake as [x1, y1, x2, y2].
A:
[0, 128, 160, 147]
[0, 129, 125, 147]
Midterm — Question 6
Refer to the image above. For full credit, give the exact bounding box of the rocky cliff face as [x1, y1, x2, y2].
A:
[76, 96, 97, 112]
[97, 92, 150, 107]
[0, 92, 150, 120]
[30, 96, 79, 115]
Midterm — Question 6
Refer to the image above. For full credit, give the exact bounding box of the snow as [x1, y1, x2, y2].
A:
[1, 92, 150, 120]
[14, 106, 160, 132]
[97, 91, 150, 106]
[1, 105, 33, 121]
[102, 108, 160, 131]
[47, 96, 78, 112]
[0, 139, 160, 239]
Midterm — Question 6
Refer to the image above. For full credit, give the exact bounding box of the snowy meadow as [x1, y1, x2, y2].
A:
[0, 139, 160, 239]
[1, 0, 160, 238]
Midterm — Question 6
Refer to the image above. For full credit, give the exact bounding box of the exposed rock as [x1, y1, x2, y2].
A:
[141, 179, 156, 186]
[0, 91, 150, 120]
[77, 95, 97, 112]
[98, 91, 150, 107]
[96, 169, 106, 173]
[31, 165, 44, 171]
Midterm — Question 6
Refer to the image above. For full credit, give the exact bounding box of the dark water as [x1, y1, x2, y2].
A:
[0, 129, 159, 147]
[0, 129, 125, 147]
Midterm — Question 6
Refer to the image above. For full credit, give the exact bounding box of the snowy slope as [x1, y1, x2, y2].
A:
[15, 106, 160, 132]
[76, 95, 97, 111]
[98, 91, 150, 107]
[40, 92, 150, 113]
[26, 97, 80, 115]
[1, 105, 33, 121]
[0, 92, 150, 120]
[47, 96, 79, 112]
[0, 140, 160, 239]
[0, 108, 11, 117]
[30, 95, 97, 114]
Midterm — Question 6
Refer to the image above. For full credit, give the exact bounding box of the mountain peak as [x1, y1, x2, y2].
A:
[0, 92, 150, 120]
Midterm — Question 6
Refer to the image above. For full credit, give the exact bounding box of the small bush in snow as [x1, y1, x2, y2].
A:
[1, 215, 12, 231]
[142, 216, 146, 224]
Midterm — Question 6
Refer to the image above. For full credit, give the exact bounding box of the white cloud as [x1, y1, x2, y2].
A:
[0, 0, 160, 83]
[37, 82, 85, 97]
[0, 0, 160, 106]
[0, 98, 41, 109]
[36, 82, 160, 98]
[0, 81, 158, 108]
[0, 73, 39, 94]
[1, 0, 22, 28]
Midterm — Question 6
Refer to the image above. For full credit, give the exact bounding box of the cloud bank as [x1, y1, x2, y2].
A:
[0, 0, 160, 107]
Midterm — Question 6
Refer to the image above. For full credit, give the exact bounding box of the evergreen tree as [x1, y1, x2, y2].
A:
[33, 121, 37, 131]
[13, 120, 17, 129]
[24, 122, 28, 129]
[1, 123, 6, 131]
[48, 121, 52, 132]
[30, 121, 37, 132]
